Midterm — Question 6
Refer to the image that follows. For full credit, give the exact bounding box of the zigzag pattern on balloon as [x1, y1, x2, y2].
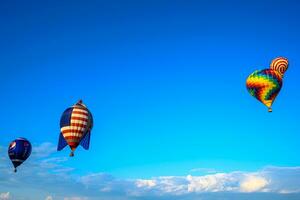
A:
[246, 69, 282, 108]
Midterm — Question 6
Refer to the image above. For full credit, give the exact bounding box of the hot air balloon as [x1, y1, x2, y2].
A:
[8, 138, 32, 172]
[57, 100, 93, 157]
[246, 57, 289, 112]
[270, 57, 289, 77]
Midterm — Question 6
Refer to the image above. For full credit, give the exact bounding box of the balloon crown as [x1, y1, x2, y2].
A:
[75, 99, 87, 108]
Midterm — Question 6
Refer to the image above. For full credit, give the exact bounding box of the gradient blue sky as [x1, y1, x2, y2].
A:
[0, 0, 300, 199]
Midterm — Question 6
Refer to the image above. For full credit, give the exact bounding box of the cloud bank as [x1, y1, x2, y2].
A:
[0, 192, 10, 200]
[0, 143, 300, 200]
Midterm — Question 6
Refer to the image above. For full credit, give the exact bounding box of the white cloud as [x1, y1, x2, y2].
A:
[0, 192, 10, 200]
[187, 173, 238, 192]
[136, 179, 157, 188]
[240, 175, 268, 192]
[64, 197, 88, 200]
[129, 168, 300, 195]
[0, 143, 79, 199]
[32, 142, 57, 158]
[279, 189, 300, 194]
[153, 176, 188, 195]
[1, 143, 300, 200]
[45, 196, 53, 200]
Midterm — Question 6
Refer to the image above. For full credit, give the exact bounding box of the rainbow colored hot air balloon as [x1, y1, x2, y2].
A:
[57, 100, 93, 156]
[8, 138, 32, 172]
[246, 57, 289, 112]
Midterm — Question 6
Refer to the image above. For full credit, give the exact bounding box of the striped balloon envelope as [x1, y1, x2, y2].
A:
[8, 137, 32, 172]
[57, 100, 93, 156]
[270, 57, 289, 77]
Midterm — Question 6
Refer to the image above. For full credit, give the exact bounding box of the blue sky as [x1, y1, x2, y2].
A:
[0, 0, 300, 199]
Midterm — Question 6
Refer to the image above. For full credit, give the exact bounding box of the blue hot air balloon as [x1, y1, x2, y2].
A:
[8, 138, 32, 172]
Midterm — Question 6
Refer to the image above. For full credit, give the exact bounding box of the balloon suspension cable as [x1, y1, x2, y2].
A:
[70, 151, 74, 157]
[14, 168, 17, 173]
[268, 107, 272, 113]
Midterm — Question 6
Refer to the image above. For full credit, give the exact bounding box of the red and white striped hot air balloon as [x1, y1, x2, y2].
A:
[57, 100, 93, 156]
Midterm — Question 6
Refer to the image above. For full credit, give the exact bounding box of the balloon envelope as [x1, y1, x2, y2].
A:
[57, 100, 93, 156]
[246, 69, 282, 112]
[8, 138, 32, 172]
[270, 57, 288, 77]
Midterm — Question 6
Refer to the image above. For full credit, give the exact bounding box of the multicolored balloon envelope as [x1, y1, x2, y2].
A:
[246, 57, 289, 112]
[8, 138, 32, 172]
[57, 100, 93, 157]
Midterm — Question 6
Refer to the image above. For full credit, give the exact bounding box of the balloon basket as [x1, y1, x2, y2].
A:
[70, 152, 74, 157]
[14, 168, 17, 173]
[268, 107, 272, 112]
